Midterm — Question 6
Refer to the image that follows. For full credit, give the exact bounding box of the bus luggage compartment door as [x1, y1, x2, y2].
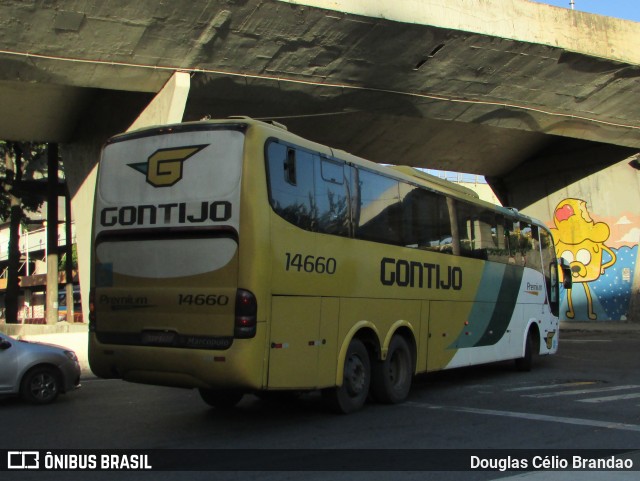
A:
[267, 296, 338, 389]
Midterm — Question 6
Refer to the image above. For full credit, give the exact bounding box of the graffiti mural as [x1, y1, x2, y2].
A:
[550, 198, 639, 321]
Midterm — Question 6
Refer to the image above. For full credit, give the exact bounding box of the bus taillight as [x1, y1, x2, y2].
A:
[234, 289, 257, 338]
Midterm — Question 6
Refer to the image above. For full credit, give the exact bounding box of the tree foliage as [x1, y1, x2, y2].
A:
[1, 141, 48, 323]
[59, 244, 78, 271]
[0, 141, 48, 222]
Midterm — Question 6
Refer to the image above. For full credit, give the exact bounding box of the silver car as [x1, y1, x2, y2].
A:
[0, 332, 81, 404]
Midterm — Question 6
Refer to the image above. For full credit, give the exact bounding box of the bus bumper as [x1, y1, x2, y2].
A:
[88, 327, 265, 391]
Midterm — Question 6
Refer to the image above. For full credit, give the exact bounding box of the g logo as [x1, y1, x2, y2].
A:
[128, 144, 208, 187]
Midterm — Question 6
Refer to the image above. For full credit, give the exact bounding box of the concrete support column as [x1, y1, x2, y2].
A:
[45, 143, 59, 325]
[70, 72, 191, 321]
[64, 189, 75, 322]
[127, 71, 191, 132]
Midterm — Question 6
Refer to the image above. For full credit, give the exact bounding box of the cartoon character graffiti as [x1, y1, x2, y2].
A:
[550, 199, 616, 320]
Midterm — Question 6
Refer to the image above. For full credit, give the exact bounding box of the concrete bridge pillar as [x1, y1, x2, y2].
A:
[62, 72, 191, 320]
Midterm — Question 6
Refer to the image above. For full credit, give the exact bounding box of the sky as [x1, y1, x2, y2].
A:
[530, 0, 640, 22]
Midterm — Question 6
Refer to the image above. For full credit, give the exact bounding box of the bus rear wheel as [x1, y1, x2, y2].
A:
[199, 389, 244, 409]
[324, 338, 370, 414]
[371, 335, 413, 404]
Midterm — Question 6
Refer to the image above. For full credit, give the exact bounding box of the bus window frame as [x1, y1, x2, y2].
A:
[265, 137, 554, 272]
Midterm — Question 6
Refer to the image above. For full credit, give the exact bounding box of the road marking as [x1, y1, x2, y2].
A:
[522, 384, 640, 399]
[406, 402, 640, 432]
[506, 381, 597, 392]
[561, 339, 612, 343]
[578, 392, 640, 403]
[79, 378, 117, 383]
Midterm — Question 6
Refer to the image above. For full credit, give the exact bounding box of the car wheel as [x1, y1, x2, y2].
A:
[20, 366, 61, 405]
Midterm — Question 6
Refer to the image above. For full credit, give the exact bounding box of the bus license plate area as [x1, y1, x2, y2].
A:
[141, 330, 177, 346]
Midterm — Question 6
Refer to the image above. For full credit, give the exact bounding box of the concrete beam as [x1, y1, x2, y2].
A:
[0, 81, 92, 142]
[283, 0, 640, 64]
[1, 0, 638, 174]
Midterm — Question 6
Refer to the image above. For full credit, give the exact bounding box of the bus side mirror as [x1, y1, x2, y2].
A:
[559, 258, 572, 289]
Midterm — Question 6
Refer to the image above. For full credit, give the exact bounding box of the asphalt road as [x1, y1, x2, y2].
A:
[2, 329, 639, 481]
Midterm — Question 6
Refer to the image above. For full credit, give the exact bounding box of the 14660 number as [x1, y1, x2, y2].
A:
[285, 253, 337, 275]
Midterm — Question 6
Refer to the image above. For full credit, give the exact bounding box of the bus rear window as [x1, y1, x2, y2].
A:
[95, 237, 237, 284]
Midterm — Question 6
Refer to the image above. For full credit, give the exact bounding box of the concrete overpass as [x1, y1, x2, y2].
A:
[1, 0, 639, 322]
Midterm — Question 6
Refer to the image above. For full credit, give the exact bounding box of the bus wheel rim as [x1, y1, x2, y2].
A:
[345, 354, 366, 396]
[389, 349, 408, 387]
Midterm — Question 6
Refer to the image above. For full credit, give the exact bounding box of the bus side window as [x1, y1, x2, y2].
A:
[355, 169, 403, 245]
[400, 184, 452, 252]
[516, 222, 534, 267]
[540, 228, 560, 316]
[528, 224, 543, 272]
[266, 142, 315, 231]
[504, 218, 516, 264]
[491, 216, 507, 263]
[315, 157, 350, 237]
[453, 201, 476, 259]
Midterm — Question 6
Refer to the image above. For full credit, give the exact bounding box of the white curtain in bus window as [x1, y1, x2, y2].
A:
[356, 170, 403, 245]
[95, 237, 237, 280]
[267, 143, 316, 231]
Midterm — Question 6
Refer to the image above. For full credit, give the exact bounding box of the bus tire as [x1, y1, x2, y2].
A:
[199, 389, 244, 409]
[323, 338, 370, 414]
[371, 335, 413, 404]
[515, 330, 535, 372]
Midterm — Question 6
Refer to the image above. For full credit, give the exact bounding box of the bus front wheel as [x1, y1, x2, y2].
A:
[199, 388, 244, 409]
[515, 329, 537, 372]
[324, 338, 370, 414]
[371, 335, 413, 404]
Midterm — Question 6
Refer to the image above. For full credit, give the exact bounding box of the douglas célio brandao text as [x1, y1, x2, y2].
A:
[470, 455, 634, 471]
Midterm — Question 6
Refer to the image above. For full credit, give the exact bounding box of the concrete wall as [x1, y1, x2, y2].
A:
[522, 156, 640, 323]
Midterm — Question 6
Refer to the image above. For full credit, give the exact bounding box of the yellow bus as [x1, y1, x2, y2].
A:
[89, 117, 567, 413]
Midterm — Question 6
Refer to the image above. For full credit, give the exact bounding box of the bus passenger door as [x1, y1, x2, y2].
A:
[268, 296, 338, 389]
